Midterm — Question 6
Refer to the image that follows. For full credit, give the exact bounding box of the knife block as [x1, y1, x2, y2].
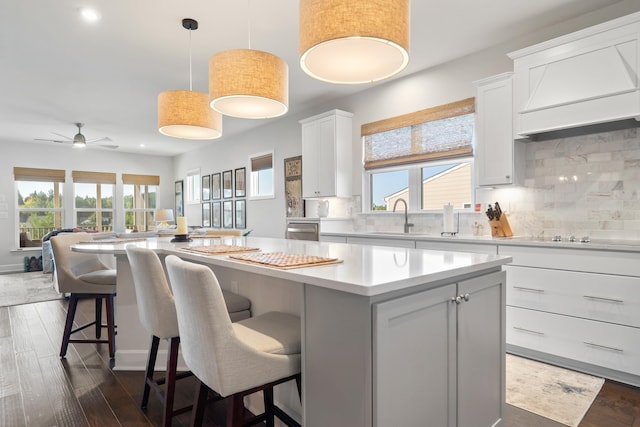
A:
[489, 214, 513, 237]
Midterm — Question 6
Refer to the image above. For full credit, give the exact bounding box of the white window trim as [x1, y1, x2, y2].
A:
[248, 150, 275, 201]
[185, 168, 201, 205]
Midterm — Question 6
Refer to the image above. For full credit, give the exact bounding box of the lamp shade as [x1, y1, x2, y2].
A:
[158, 90, 223, 140]
[209, 49, 289, 119]
[299, 0, 410, 84]
[155, 209, 175, 223]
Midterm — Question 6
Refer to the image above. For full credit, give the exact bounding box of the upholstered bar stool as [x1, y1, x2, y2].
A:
[165, 255, 302, 427]
[50, 232, 117, 358]
[125, 246, 252, 427]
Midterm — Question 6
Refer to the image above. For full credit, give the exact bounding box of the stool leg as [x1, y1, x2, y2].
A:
[60, 294, 79, 358]
[105, 295, 116, 358]
[191, 380, 209, 427]
[142, 335, 160, 409]
[229, 394, 245, 427]
[264, 387, 275, 427]
[95, 297, 102, 339]
[162, 337, 180, 427]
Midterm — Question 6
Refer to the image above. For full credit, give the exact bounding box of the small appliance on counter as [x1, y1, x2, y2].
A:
[285, 218, 320, 241]
[485, 202, 513, 237]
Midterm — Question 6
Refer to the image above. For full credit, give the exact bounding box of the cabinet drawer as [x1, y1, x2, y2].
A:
[499, 245, 640, 276]
[507, 306, 640, 376]
[506, 265, 640, 328]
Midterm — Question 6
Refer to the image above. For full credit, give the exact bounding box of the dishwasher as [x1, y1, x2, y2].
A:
[285, 220, 319, 241]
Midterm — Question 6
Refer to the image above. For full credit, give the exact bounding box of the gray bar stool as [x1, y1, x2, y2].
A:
[50, 232, 117, 358]
[165, 255, 301, 427]
[125, 246, 252, 426]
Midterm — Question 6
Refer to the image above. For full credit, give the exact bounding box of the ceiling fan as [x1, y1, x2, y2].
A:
[35, 123, 118, 149]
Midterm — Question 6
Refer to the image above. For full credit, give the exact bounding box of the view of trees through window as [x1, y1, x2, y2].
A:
[123, 184, 157, 232]
[17, 181, 63, 240]
[74, 183, 114, 231]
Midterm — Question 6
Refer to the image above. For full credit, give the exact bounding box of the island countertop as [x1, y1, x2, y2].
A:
[73, 235, 511, 297]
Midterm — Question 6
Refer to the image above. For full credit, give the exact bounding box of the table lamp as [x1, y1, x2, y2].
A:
[156, 209, 175, 228]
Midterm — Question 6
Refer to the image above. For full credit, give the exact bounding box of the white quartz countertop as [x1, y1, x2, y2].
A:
[321, 231, 640, 253]
[73, 236, 510, 297]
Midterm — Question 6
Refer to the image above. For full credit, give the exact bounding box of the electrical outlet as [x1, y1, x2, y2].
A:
[230, 280, 238, 293]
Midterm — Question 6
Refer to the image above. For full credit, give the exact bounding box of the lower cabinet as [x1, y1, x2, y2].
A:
[374, 271, 506, 427]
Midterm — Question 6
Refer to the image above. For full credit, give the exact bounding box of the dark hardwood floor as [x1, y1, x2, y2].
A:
[1, 298, 639, 426]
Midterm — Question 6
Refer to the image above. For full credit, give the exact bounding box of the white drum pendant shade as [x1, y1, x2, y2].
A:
[299, 0, 410, 84]
[209, 49, 289, 119]
[158, 90, 223, 140]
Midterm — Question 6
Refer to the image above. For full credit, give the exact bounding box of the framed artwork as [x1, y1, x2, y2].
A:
[222, 170, 233, 199]
[284, 156, 303, 217]
[235, 167, 246, 198]
[235, 199, 246, 229]
[223, 200, 233, 228]
[201, 174, 211, 201]
[211, 173, 221, 200]
[212, 201, 221, 228]
[174, 180, 184, 217]
[202, 202, 211, 227]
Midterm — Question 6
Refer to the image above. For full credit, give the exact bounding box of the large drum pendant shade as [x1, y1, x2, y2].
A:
[299, 0, 410, 84]
[158, 90, 223, 140]
[209, 49, 289, 119]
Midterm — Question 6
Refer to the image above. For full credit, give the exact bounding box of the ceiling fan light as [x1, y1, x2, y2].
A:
[209, 49, 289, 119]
[158, 90, 223, 140]
[299, 0, 410, 84]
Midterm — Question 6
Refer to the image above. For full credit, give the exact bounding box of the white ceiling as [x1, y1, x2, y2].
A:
[0, 0, 625, 156]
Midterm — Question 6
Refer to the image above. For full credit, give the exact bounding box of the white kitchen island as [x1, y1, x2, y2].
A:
[74, 236, 511, 427]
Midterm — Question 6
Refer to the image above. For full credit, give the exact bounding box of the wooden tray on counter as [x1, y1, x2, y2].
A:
[228, 252, 342, 269]
[179, 244, 260, 256]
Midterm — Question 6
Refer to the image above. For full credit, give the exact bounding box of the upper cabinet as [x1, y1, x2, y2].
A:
[474, 73, 518, 186]
[509, 12, 640, 137]
[300, 109, 353, 198]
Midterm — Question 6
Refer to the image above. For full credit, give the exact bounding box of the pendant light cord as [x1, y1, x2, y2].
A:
[247, 0, 251, 49]
[189, 25, 193, 91]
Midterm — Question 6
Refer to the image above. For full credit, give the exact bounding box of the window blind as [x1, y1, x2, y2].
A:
[251, 154, 273, 171]
[122, 174, 160, 186]
[362, 98, 475, 170]
[13, 167, 65, 182]
[72, 171, 116, 184]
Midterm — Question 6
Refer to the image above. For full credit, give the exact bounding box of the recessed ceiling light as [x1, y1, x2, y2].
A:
[139, 144, 145, 148]
[79, 8, 101, 23]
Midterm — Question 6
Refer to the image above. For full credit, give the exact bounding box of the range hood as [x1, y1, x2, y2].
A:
[509, 12, 640, 138]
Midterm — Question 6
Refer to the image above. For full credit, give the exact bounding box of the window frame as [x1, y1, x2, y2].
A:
[15, 174, 64, 247]
[185, 168, 201, 204]
[248, 150, 275, 200]
[123, 182, 158, 232]
[73, 181, 115, 232]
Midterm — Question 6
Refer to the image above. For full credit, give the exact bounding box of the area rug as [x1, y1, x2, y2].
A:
[506, 354, 604, 427]
[0, 271, 62, 307]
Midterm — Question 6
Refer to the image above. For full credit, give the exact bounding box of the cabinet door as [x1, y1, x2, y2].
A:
[302, 121, 319, 198]
[475, 73, 514, 186]
[316, 115, 337, 197]
[374, 284, 457, 427]
[457, 271, 506, 427]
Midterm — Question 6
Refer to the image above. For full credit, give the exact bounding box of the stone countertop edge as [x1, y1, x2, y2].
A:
[320, 231, 640, 252]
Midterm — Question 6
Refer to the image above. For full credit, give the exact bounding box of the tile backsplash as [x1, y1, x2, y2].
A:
[335, 126, 640, 240]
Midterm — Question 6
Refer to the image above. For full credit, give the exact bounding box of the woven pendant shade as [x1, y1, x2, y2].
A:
[299, 0, 410, 84]
[158, 90, 222, 140]
[209, 49, 289, 119]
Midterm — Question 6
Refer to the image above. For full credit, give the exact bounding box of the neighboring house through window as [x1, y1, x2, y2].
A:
[363, 98, 475, 212]
[123, 173, 159, 232]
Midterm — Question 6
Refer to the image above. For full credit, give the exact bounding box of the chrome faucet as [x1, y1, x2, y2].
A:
[393, 199, 414, 233]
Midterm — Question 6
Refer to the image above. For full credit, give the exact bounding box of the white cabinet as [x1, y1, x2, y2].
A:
[474, 73, 517, 186]
[374, 271, 505, 427]
[300, 109, 353, 198]
[508, 12, 640, 137]
[500, 244, 640, 386]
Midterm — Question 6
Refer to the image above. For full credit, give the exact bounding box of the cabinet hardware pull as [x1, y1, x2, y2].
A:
[512, 326, 544, 336]
[461, 293, 470, 302]
[513, 286, 545, 293]
[582, 295, 624, 304]
[451, 294, 470, 304]
[583, 341, 624, 353]
[451, 296, 460, 304]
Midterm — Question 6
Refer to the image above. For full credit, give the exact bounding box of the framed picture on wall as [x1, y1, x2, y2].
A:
[175, 180, 184, 217]
[202, 202, 211, 227]
[212, 201, 221, 228]
[201, 174, 211, 201]
[235, 199, 246, 229]
[235, 167, 246, 198]
[211, 173, 221, 200]
[223, 200, 233, 228]
[222, 170, 233, 199]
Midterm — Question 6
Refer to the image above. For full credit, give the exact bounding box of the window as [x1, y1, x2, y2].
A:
[14, 167, 64, 246]
[249, 151, 274, 199]
[363, 98, 475, 211]
[123, 174, 159, 232]
[72, 171, 116, 232]
[185, 169, 201, 204]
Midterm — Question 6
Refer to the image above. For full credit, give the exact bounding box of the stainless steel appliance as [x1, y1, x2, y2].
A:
[286, 220, 319, 241]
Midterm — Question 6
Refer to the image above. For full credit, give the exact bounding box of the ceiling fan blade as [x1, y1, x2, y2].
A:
[86, 136, 112, 143]
[51, 132, 73, 140]
[34, 138, 69, 143]
[99, 145, 119, 150]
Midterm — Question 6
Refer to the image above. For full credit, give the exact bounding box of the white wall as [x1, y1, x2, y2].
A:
[0, 140, 173, 272]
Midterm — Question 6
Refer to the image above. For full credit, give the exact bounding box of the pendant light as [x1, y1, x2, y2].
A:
[158, 18, 222, 140]
[299, 0, 410, 84]
[209, 1, 288, 119]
